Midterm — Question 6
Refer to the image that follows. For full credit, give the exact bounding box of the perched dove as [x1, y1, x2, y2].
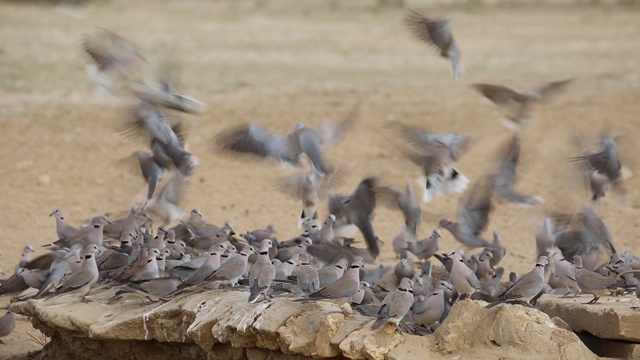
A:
[487, 256, 548, 308]
[247, 240, 276, 303]
[372, 277, 414, 330]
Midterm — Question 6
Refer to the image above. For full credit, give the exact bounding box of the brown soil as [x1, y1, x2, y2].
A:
[1, 0, 639, 357]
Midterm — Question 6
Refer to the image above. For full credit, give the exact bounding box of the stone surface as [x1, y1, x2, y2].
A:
[538, 294, 640, 342]
[433, 299, 598, 360]
[9, 286, 598, 360]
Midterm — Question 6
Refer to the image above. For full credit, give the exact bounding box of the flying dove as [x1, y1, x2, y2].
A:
[552, 206, 616, 261]
[372, 277, 414, 330]
[215, 103, 359, 175]
[82, 29, 146, 92]
[328, 177, 379, 258]
[376, 181, 422, 235]
[472, 79, 573, 128]
[389, 122, 471, 203]
[487, 230, 506, 267]
[491, 135, 543, 206]
[404, 10, 463, 80]
[439, 176, 495, 249]
[247, 240, 276, 303]
[275, 166, 340, 228]
[570, 134, 624, 201]
[487, 256, 548, 308]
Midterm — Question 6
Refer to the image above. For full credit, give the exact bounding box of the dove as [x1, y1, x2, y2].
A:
[487, 256, 548, 308]
[571, 134, 624, 200]
[275, 166, 339, 228]
[45, 216, 109, 250]
[407, 229, 441, 261]
[412, 281, 453, 328]
[14, 245, 35, 274]
[535, 217, 555, 258]
[0, 311, 16, 343]
[55, 247, 100, 302]
[372, 277, 414, 330]
[573, 255, 618, 304]
[146, 172, 189, 225]
[318, 214, 336, 244]
[305, 257, 364, 301]
[394, 249, 416, 280]
[389, 122, 471, 203]
[472, 79, 573, 127]
[317, 258, 348, 288]
[274, 256, 298, 280]
[491, 135, 543, 207]
[447, 251, 481, 299]
[247, 240, 276, 303]
[328, 177, 379, 258]
[552, 206, 616, 261]
[554, 257, 581, 298]
[296, 253, 320, 294]
[82, 29, 146, 92]
[474, 250, 494, 281]
[130, 73, 206, 115]
[487, 230, 506, 267]
[479, 267, 506, 300]
[439, 176, 495, 249]
[49, 208, 77, 240]
[131, 248, 162, 282]
[206, 245, 254, 287]
[376, 181, 422, 235]
[349, 281, 370, 305]
[404, 10, 463, 80]
[34, 249, 84, 299]
[215, 104, 359, 176]
[177, 246, 224, 290]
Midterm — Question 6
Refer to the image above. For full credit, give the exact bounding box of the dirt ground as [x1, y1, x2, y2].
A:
[1, 0, 639, 358]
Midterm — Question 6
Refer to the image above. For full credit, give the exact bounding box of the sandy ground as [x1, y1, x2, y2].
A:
[1, 0, 640, 358]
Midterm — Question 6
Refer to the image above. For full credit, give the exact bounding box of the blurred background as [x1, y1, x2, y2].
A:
[0, 0, 639, 357]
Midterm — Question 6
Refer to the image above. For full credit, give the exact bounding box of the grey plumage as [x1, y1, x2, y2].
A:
[472, 79, 573, 126]
[439, 176, 495, 249]
[404, 10, 462, 80]
[248, 240, 276, 303]
[372, 277, 414, 330]
[487, 256, 547, 308]
[328, 177, 379, 258]
[491, 135, 542, 207]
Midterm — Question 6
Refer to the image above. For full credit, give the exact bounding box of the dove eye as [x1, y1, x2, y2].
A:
[94, 225, 100, 228]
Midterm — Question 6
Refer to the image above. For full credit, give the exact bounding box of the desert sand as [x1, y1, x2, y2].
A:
[1, 0, 639, 358]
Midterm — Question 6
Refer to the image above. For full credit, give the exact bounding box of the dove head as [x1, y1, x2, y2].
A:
[360, 281, 371, 288]
[536, 256, 549, 266]
[259, 239, 273, 252]
[86, 244, 101, 255]
[23, 245, 35, 253]
[432, 229, 442, 238]
[398, 277, 414, 291]
[435, 280, 453, 291]
[271, 259, 282, 266]
[267, 224, 277, 232]
[191, 209, 203, 218]
[49, 208, 61, 217]
[299, 253, 311, 264]
[438, 219, 453, 229]
[149, 248, 161, 258]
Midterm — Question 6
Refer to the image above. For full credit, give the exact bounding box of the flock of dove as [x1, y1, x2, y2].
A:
[0, 9, 637, 342]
